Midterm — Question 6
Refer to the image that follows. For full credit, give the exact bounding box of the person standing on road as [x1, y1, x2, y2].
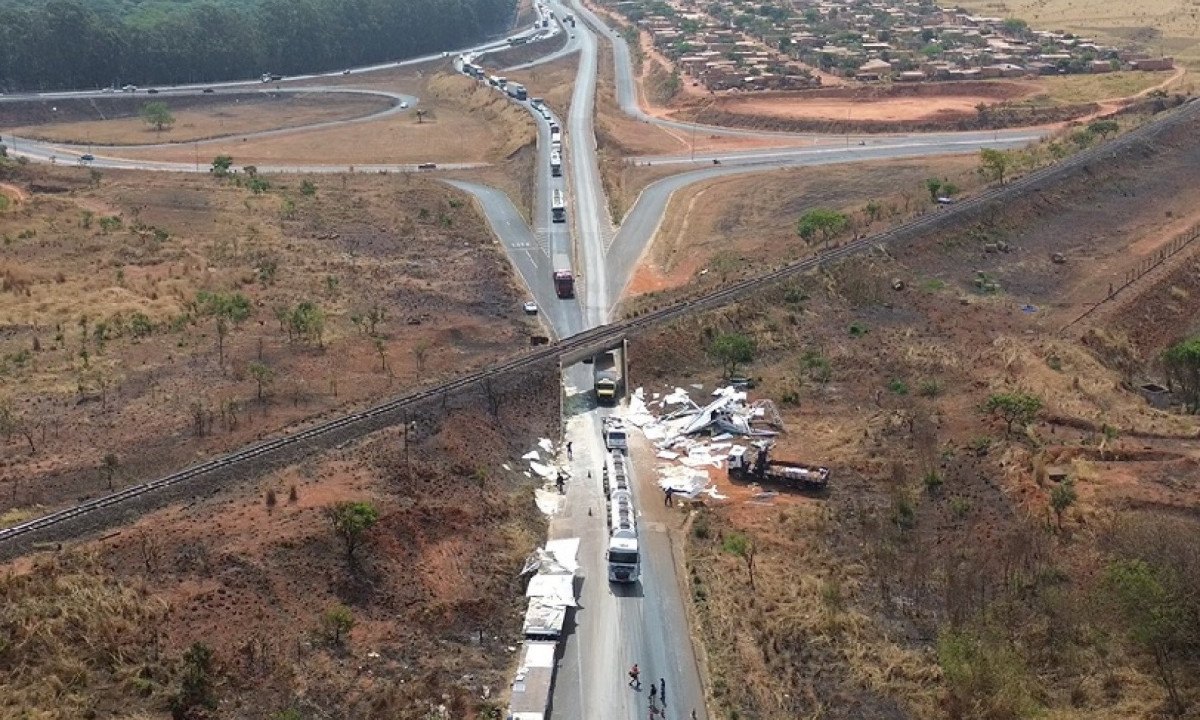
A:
[649, 683, 657, 703]
[566, 441, 573, 459]
[629, 663, 640, 688]
[659, 678, 666, 706]
[664, 487, 674, 507]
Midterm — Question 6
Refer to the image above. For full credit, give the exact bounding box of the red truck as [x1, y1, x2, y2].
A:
[552, 253, 574, 298]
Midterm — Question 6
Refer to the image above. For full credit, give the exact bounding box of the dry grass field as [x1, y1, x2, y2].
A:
[627, 101, 1200, 720]
[959, 0, 1200, 71]
[625, 156, 977, 296]
[0, 160, 538, 521]
[26, 71, 536, 168]
[6, 93, 395, 145]
[0, 365, 559, 720]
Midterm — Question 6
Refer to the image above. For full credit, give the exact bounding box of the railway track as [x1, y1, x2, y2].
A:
[2, 97, 1196, 550]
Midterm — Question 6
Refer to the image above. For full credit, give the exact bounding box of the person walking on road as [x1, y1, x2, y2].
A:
[664, 487, 674, 507]
[566, 441, 573, 459]
[659, 678, 666, 706]
[649, 683, 657, 703]
[628, 664, 640, 689]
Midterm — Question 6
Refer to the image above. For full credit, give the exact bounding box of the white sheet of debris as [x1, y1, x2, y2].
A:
[624, 384, 779, 502]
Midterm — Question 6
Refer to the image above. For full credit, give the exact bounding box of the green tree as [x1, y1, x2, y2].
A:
[1104, 559, 1188, 714]
[1088, 119, 1120, 140]
[325, 501, 379, 567]
[983, 392, 1043, 436]
[1002, 18, 1030, 38]
[1162, 337, 1200, 412]
[796, 208, 849, 245]
[211, 155, 234, 176]
[196, 290, 251, 368]
[320, 604, 355, 646]
[289, 301, 325, 347]
[925, 177, 943, 202]
[710, 333, 755, 377]
[169, 642, 217, 720]
[1049, 480, 1076, 529]
[722, 531, 756, 592]
[140, 102, 175, 132]
[979, 148, 1011, 185]
[248, 360, 275, 402]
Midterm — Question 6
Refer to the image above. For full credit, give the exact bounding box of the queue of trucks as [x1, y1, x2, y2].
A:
[459, 49, 576, 307]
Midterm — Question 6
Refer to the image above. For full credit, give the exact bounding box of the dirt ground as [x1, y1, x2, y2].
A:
[957, 0, 1200, 71]
[48, 71, 535, 167]
[0, 161, 538, 522]
[624, 99, 1200, 720]
[623, 155, 979, 298]
[0, 363, 561, 720]
[6, 93, 395, 145]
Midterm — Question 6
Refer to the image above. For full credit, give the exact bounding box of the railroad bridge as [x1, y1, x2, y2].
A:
[3, 97, 1198, 557]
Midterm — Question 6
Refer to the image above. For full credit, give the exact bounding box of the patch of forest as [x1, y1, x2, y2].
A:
[0, 0, 516, 90]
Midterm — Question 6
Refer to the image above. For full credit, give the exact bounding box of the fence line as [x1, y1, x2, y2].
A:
[1061, 222, 1200, 333]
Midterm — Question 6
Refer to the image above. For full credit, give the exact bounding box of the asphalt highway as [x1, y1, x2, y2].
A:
[1, 6, 1052, 720]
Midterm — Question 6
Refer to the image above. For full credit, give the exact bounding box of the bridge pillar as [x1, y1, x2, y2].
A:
[620, 337, 629, 403]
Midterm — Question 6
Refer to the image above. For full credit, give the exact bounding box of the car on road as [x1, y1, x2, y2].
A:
[416, 162, 437, 170]
[101, 86, 115, 93]
[399, 101, 409, 109]
[203, 88, 214, 93]
[523, 300, 539, 315]
[79, 154, 95, 163]
[147, 88, 159, 94]
[342, 69, 351, 75]
[121, 84, 137, 92]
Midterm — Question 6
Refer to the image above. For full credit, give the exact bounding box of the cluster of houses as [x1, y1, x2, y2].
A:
[609, 0, 1173, 92]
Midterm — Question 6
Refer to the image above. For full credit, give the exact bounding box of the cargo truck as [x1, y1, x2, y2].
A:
[552, 252, 574, 298]
[506, 82, 528, 101]
[551, 189, 566, 224]
[727, 441, 830, 490]
[604, 451, 640, 583]
[550, 150, 562, 177]
[594, 352, 622, 406]
[602, 416, 627, 451]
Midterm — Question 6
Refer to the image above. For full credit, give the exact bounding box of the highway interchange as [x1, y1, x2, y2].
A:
[0, 4, 1049, 719]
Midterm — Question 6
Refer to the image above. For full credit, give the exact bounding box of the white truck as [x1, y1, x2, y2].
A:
[604, 451, 640, 583]
[550, 149, 562, 177]
[508, 640, 558, 720]
[602, 416, 628, 452]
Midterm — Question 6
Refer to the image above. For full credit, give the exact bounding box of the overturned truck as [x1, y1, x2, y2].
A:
[727, 441, 829, 491]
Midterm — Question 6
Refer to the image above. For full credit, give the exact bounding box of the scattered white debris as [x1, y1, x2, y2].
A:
[522, 450, 540, 461]
[537, 438, 555, 454]
[535, 487, 563, 515]
[529, 461, 557, 480]
[625, 384, 786, 502]
[502, 463, 512, 471]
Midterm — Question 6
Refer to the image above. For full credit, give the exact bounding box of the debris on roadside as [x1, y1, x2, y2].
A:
[621, 384, 791, 502]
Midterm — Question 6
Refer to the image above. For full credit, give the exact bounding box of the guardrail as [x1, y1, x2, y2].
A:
[2, 97, 1197, 550]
